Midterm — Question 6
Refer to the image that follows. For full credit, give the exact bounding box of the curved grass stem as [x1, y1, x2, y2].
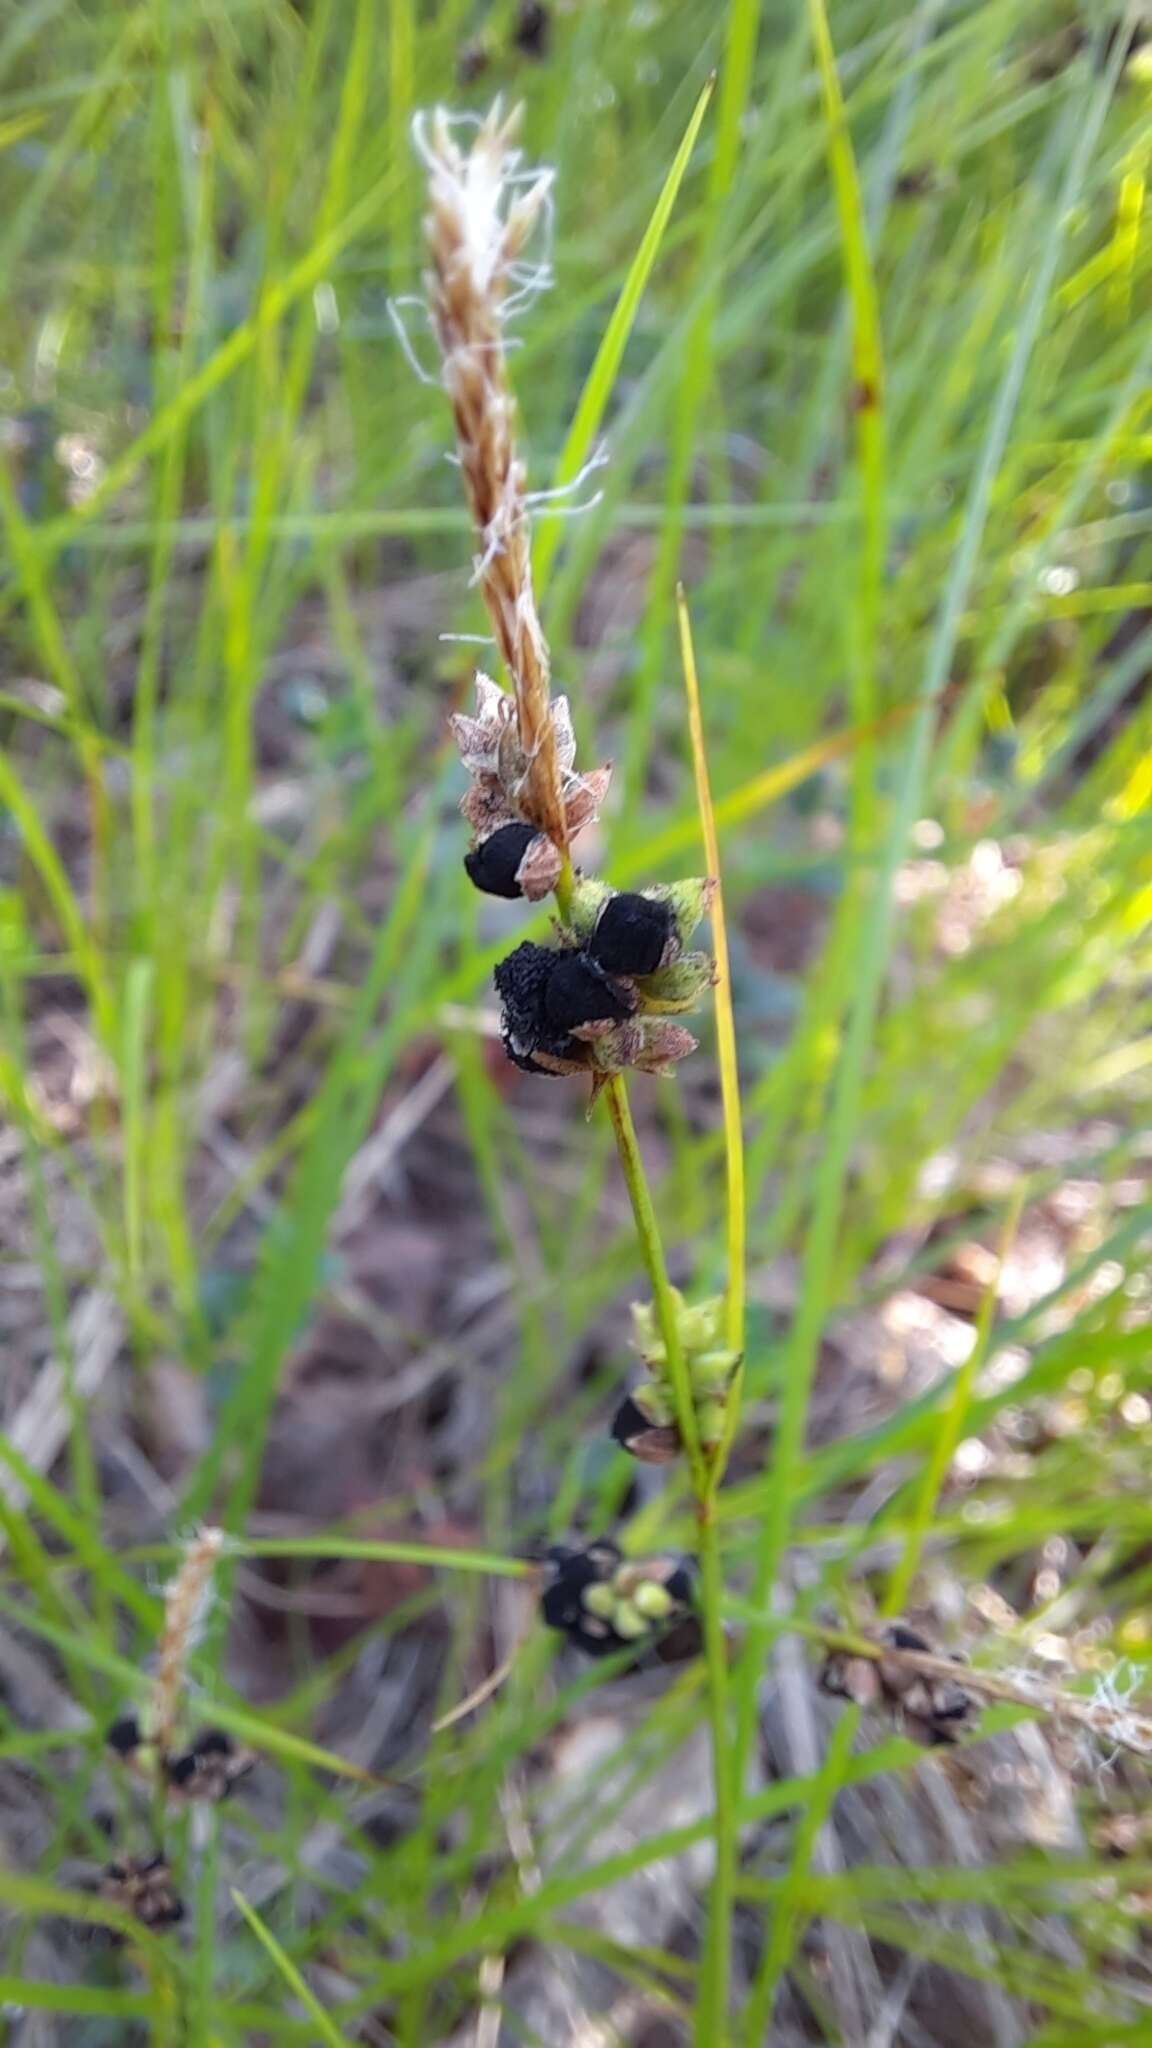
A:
[602, 1074, 737, 2039]
[602, 1077, 704, 1487]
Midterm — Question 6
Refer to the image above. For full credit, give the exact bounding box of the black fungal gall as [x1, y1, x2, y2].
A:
[100, 1855, 185, 1933]
[493, 940, 566, 1072]
[165, 1727, 253, 1802]
[464, 820, 538, 899]
[105, 1714, 142, 1758]
[494, 941, 632, 1074]
[589, 892, 675, 978]
[541, 952, 633, 1035]
[610, 1393, 680, 1465]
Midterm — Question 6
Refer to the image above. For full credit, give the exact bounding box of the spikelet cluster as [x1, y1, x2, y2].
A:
[419, 103, 574, 864]
[412, 104, 713, 1090]
[147, 1525, 225, 1755]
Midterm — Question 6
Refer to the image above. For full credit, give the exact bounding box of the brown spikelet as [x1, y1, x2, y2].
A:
[419, 103, 568, 854]
[818, 1624, 1152, 1762]
[148, 1525, 225, 1755]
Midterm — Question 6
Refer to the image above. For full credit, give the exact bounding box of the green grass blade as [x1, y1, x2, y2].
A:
[232, 1889, 356, 2048]
[533, 71, 715, 591]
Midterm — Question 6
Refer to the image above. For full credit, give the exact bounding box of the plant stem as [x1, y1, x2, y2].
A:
[693, 1505, 738, 2045]
[602, 1077, 704, 1486]
[554, 855, 576, 922]
[602, 1075, 736, 2037]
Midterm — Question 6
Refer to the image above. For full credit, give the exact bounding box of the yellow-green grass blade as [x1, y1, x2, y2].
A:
[677, 583, 748, 2039]
[232, 1891, 357, 2048]
[533, 72, 715, 592]
[807, 0, 887, 817]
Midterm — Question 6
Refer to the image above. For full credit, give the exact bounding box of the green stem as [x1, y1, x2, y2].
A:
[602, 1076, 736, 2038]
[603, 1078, 704, 1487]
[693, 1509, 738, 2045]
[554, 854, 576, 922]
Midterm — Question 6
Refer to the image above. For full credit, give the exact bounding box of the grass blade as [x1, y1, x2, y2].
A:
[533, 72, 715, 591]
[232, 1889, 356, 2048]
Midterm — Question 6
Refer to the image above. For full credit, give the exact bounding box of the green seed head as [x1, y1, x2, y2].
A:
[633, 1381, 676, 1427]
[632, 1581, 674, 1621]
[630, 1296, 666, 1367]
[696, 1396, 729, 1446]
[610, 1600, 650, 1640]
[630, 952, 715, 1016]
[677, 1294, 725, 1353]
[689, 1346, 741, 1394]
[582, 1583, 617, 1620]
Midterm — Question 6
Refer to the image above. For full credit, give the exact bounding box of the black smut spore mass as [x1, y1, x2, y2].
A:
[589, 892, 674, 977]
[513, 1, 550, 60]
[494, 943, 631, 1071]
[542, 952, 633, 1034]
[494, 940, 566, 1072]
[105, 1714, 142, 1757]
[464, 821, 537, 899]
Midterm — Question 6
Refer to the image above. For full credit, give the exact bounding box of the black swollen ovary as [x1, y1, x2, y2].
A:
[588, 890, 675, 977]
[494, 940, 633, 1073]
[543, 952, 633, 1034]
[463, 820, 539, 899]
[610, 1391, 680, 1465]
[105, 1713, 143, 1757]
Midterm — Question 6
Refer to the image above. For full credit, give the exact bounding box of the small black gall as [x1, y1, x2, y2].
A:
[513, 1, 550, 60]
[190, 1727, 233, 1758]
[464, 821, 538, 899]
[101, 1854, 185, 1932]
[105, 1714, 142, 1758]
[494, 940, 564, 1071]
[542, 952, 633, 1035]
[589, 892, 674, 977]
[611, 1394, 680, 1465]
[884, 1623, 933, 1654]
[539, 1540, 619, 1634]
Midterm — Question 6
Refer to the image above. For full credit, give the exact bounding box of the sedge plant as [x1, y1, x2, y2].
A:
[410, 99, 748, 2032]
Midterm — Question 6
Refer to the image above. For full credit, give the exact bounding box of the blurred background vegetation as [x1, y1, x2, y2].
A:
[1, 1, 1151, 2042]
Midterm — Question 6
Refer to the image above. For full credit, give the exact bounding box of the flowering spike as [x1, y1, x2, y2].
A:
[149, 1526, 226, 1756]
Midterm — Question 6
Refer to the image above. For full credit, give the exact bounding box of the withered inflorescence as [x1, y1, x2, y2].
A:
[480, 875, 714, 1095]
[99, 1854, 184, 1934]
[105, 1711, 256, 1806]
[819, 1623, 980, 1748]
